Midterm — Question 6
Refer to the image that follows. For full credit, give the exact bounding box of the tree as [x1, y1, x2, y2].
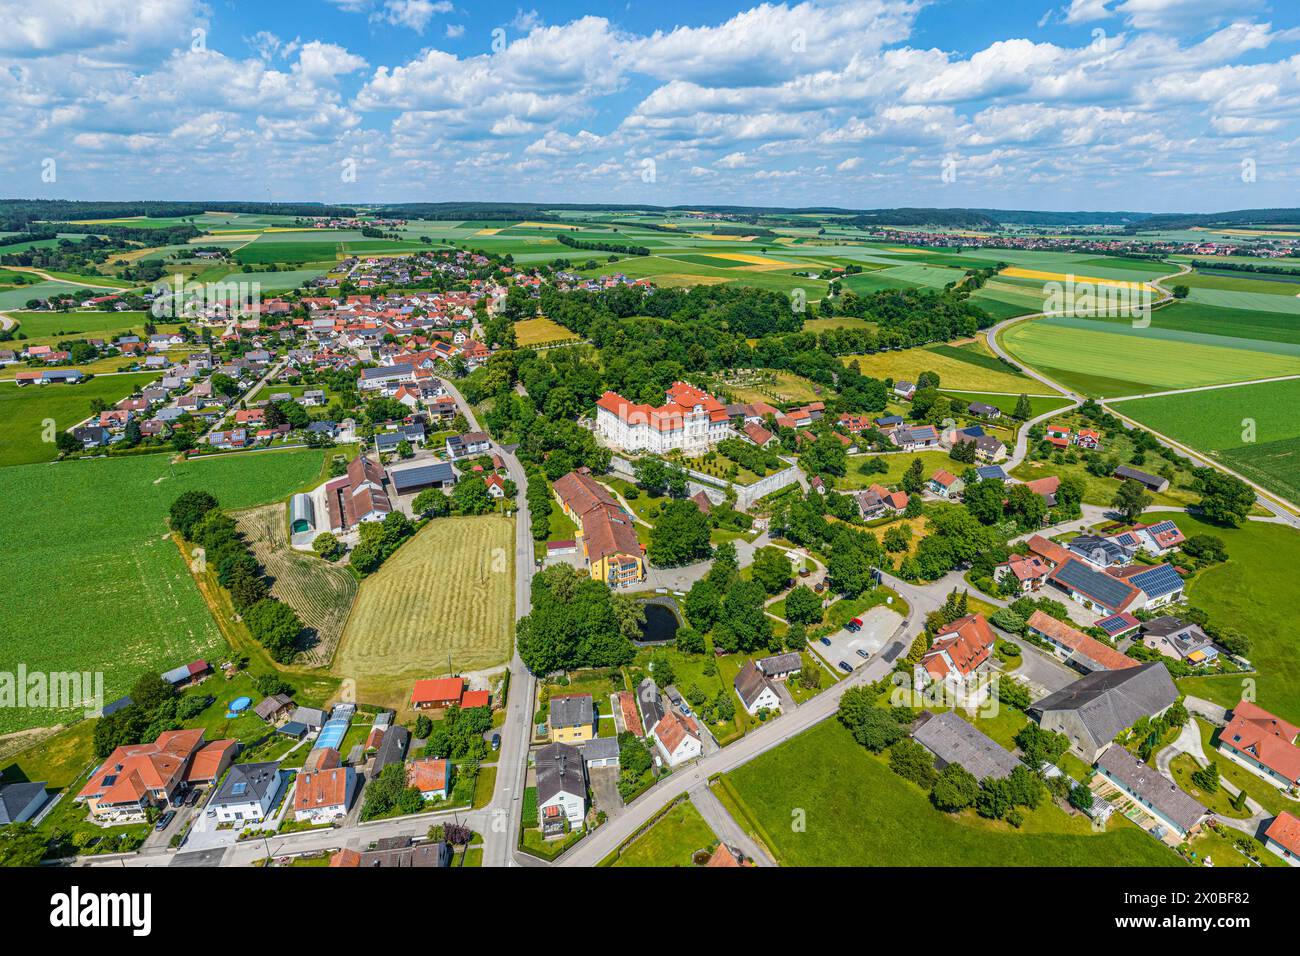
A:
[901, 457, 926, 495]
[837, 687, 906, 751]
[750, 546, 792, 595]
[1194, 469, 1255, 527]
[684, 578, 723, 632]
[1112, 478, 1152, 522]
[1191, 761, 1220, 794]
[243, 599, 303, 662]
[1013, 394, 1032, 419]
[889, 739, 937, 789]
[1068, 782, 1094, 811]
[882, 523, 912, 553]
[169, 490, 219, 538]
[412, 487, 451, 518]
[784, 585, 823, 625]
[1015, 723, 1070, 769]
[930, 763, 979, 812]
[713, 579, 771, 653]
[452, 475, 494, 515]
[516, 565, 635, 674]
[312, 532, 342, 561]
[0, 824, 47, 867]
[648, 500, 712, 567]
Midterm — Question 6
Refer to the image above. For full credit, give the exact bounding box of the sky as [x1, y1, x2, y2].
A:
[3, 0, 1300, 212]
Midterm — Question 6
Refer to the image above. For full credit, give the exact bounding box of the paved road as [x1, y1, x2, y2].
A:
[5, 266, 134, 291]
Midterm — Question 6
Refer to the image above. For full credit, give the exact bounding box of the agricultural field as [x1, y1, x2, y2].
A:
[0, 448, 330, 734]
[1177, 270, 1300, 296]
[721, 721, 1179, 867]
[841, 339, 1043, 394]
[1090, 300, 1300, 348]
[514, 316, 581, 347]
[333, 515, 515, 711]
[939, 390, 1073, 419]
[0, 372, 161, 467]
[1000, 315, 1300, 396]
[235, 505, 358, 667]
[1115, 378, 1300, 504]
[2, 309, 156, 342]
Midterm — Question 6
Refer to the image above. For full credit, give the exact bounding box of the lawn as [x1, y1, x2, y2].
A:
[0, 448, 330, 733]
[333, 515, 515, 712]
[1115, 378, 1300, 504]
[0, 372, 160, 466]
[1001, 316, 1300, 397]
[722, 720, 1182, 867]
[1169, 513, 1300, 725]
[837, 450, 953, 491]
[609, 799, 718, 867]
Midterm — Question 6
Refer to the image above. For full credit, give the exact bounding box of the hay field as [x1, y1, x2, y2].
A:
[515, 316, 582, 347]
[334, 515, 515, 707]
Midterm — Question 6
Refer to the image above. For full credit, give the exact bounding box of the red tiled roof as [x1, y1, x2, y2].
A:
[654, 710, 699, 754]
[924, 614, 996, 680]
[186, 739, 235, 782]
[1026, 610, 1137, 671]
[1265, 812, 1300, 856]
[411, 677, 464, 706]
[1025, 533, 1071, 566]
[1221, 700, 1300, 783]
[294, 766, 351, 811]
[618, 691, 644, 736]
[460, 690, 490, 709]
[406, 757, 450, 794]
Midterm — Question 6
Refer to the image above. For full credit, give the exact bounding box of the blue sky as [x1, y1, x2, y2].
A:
[3, 0, 1299, 211]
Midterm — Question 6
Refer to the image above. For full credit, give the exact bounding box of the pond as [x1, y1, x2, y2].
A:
[638, 601, 680, 644]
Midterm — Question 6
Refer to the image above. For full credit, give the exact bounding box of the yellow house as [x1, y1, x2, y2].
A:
[549, 693, 596, 744]
[552, 471, 645, 587]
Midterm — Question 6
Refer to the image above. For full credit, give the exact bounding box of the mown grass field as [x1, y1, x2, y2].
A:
[3, 309, 155, 340]
[841, 340, 1041, 394]
[0, 449, 329, 733]
[722, 721, 1181, 867]
[0, 372, 160, 467]
[1116, 378, 1300, 504]
[334, 515, 515, 711]
[1169, 513, 1300, 724]
[1001, 316, 1300, 396]
[236, 504, 358, 667]
[514, 315, 581, 347]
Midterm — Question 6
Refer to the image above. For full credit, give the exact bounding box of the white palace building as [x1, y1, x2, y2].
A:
[594, 381, 732, 455]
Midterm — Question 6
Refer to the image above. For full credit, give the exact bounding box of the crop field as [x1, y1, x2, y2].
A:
[1178, 271, 1300, 296]
[0, 449, 329, 733]
[840, 340, 1042, 393]
[1000, 316, 1300, 396]
[1116, 378, 1300, 503]
[514, 316, 582, 347]
[1185, 287, 1300, 313]
[4, 309, 155, 341]
[713, 369, 827, 405]
[236, 504, 358, 667]
[0, 279, 92, 309]
[0, 372, 160, 467]
[1089, 301, 1300, 347]
[721, 721, 1179, 867]
[334, 515, 515, 710]
[235, 237, 341, 265]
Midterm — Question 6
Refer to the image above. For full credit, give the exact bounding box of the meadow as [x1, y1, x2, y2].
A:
[0, 448, 329, 733]
[4, 309, 156, 341]
[333, 514, 515, 712]
[840, 340, 1043, 394]
[608, 800, 718, 867]
[0, 372, 160, 466]
[514, 315, 582, 347]
[1116, 378, 1300, 504]
[721, 720, 1180, 867]
[1000, 316, 1300, 396]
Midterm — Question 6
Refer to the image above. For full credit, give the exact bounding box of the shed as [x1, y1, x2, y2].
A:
[291, 493, 316, 534]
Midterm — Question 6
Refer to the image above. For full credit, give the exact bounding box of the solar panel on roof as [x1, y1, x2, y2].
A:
[1131, 564, 1183, 597]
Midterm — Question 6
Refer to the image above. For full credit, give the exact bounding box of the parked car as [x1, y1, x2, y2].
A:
[798, 568, 811, 578]
[491, 734, 501, 752]
[155, 810, 175, 831]
[813, 582, 825, 593]
[185, 788, 201, 807]
[856, 648, 871, 659]
[837, 660, 853, 673]
[819, 636, 833, 646]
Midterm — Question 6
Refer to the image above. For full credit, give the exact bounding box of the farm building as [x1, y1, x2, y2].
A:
[290, 494, 315, 534]
[161, 659, 210, 687]
[1114, 465, 1169, 493]
[411, 677, 464, 710]
[913, 711, 1019, 783]
[389, 461, 456, 494]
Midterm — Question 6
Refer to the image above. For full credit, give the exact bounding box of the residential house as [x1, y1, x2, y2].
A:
[76, 728, 205, 822]
[0, 782, 49, 825]
[652, 709, 703, 767]
[406, 758, 451, 801]
[734, 660, 782, 716]
[445, 430, 491, 460]
[370, 724, 410, 778]
[410, 678, 464, 711]
[1030, 662, 1179, 762]
[549, 694, 595, 744]
[1025, 610, 1137, 673]
[535, 742, 586, 831]
[756, 652, 803, 681]
[1140, 617, 1218, 665]
[1096, 745, 1206, 840]
[1068, 535, 1133, 570]
[856, 483, 908, 520]
[1263, 812, 1300, 867]
[208, 761, 284, 825]
[967, 401, 1002, 419]
[918, 614, 996, 691]
[1047, 558, 1141, 616]
[186, 739, 237, 786]
[893, 380, 915, 400]
[293, 752, 357, 823]
[927, 469, 964, 499]
[1106, 563, 1186, 610]
[995, 552, 1053, 592]
[1217, 700, 1300, 791]
[553, 470, 645, 588]
[893, 424, 940, 451]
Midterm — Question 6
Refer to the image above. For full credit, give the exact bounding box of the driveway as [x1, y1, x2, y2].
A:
[588, 766, 625, 820]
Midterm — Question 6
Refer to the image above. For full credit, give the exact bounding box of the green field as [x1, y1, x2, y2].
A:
[1116, 378, 1300, 503]
[842, 340, 1041, 393]
[1001, 316, 1300, 396]
[609, 800, 718, 867]
[0, 448, 330, 733]
[721, 721, 1181, 867]
[1168, 513, 1300, 725]
[0, 372, 161, 467]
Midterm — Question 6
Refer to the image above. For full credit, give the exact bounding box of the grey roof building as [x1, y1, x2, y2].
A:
[209, 761, 282, 809]
[578, 737, 621, 767]
[535, 742, 586, 803]
[637, 679, 664, 735]
[1031, 662, 1178, 762]
[756, 652, 803, 678]
[913, 711, 1020, 782]
[353, 836, 452, 868]
[0, 781, 48, 824]
[292, 706, 327, 730]
[371, 724, 410, 777]
[1096, 745, 1206, 836]
[549, 694, 594, 732]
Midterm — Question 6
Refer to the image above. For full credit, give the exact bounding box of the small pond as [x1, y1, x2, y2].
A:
[637, 600, 681, 644]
